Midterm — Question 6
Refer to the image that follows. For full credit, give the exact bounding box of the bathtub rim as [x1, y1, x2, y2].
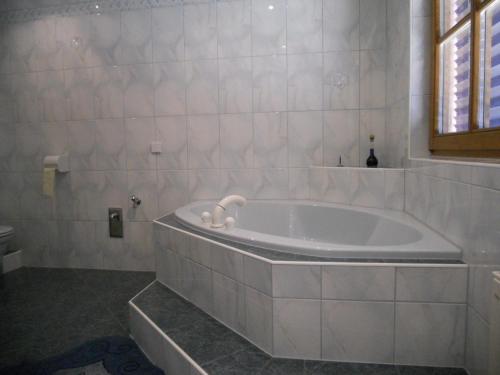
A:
[170, 200, 462, 261]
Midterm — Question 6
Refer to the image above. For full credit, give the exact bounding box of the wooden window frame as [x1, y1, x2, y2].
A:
[432, 0, 500, 158]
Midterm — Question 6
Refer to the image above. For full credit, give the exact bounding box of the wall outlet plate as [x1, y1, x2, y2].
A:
[151, 141, 162, 154]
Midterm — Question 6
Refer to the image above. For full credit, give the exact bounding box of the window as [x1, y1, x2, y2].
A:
[433, 0, 500, 157]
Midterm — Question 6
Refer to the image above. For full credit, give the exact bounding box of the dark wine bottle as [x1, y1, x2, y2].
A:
[366, 134, 378, 168]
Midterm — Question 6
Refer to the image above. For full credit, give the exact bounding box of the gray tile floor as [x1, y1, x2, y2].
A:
[0, 267, 155, 370]
[133, 282, 468, 375]
[0, 268, 468, 375]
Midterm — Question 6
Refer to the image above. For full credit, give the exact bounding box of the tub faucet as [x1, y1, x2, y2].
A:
[211, 195, 247, 228]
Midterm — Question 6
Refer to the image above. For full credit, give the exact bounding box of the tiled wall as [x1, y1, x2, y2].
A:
[408, 1, 500, 374]
[0, 0, 407, 270]
[385, 0, 410, 168]
[405, 160, 500, 375]
[155, 222, 469, 367]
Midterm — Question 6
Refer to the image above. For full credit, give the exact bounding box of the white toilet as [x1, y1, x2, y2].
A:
[0, 225, 14, 258]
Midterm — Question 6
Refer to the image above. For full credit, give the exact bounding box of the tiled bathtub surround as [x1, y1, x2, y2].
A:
[0, 0, 412, 270]
[154, 221, 468, 367]
[405, 159, 500, 375]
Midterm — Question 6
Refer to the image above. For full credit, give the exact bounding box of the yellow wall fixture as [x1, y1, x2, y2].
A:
[42, 154, 70, 198]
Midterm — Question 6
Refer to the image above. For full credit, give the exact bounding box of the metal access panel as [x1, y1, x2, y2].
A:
[108, 208, 124, 238]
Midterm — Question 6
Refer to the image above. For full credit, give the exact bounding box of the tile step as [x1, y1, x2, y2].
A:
[129, 281, 467, 375]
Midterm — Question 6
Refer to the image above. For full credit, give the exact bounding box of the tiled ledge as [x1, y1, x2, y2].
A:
[130, 281, 468, 375]
[154, 220, 468, 366]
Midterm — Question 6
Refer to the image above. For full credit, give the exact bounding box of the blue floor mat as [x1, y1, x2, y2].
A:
[0, 336, 164, 375]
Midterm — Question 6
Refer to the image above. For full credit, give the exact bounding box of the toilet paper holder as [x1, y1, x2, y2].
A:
[43, 154, 70, 173]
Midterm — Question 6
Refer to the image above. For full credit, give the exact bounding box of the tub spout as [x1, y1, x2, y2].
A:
[211, 195, 247, 228]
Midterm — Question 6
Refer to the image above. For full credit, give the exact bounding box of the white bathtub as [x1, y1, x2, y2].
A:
[174, 200, 461, 260]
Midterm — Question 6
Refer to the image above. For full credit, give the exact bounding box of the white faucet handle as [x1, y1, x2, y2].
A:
[225, 217, 236, 230]
[201, 211, 212, 224]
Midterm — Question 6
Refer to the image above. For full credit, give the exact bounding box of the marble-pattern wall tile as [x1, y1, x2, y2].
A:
[217, 0, 251, 58]
[181, 257, 213, 313]
[38, 70, 66, 122]
[93, 65, 123, 119]
[323, 51, 360, 110]
[465, 307, 490, 375]
[254, 168, 289, 199]
[395, 302, 466, 367]
[273, 265, 321, 299]
[20, 173, 53, 219]
[152, 5, 184, 62]
[309, 167, 352, 204]
[243, 256, 272, 296]
[288, 53, 323, 111]
[157, 170, 189, 216]
[96, 118, 126, 170]
[322, 301, 394, 363]
[119, 8, 152, 64]
[323, 0, 359, 52]
[210, 243, 244, 283]
[89, 12, 121, 67]
[288, 111, 323, 168]
[12, 72, 39, 123]
[252, 0, 286, 56]
[286, 0, 323, 54]
[360, 50, 386, 109]
[125, 117, 157, 170]
[67, 120, 97, 171]
[245, 286, 273, 353]
[124, 221, 155, 271]
[411, 15, 432, 96]
[156, 115, 188, 170]
[0, 124, 17, 172]
[15, 123, 43, 172]
[323, 110, 359, 167]
[384, 169, 405, 210]
[212, 271, 246, 335]
[186, 60, 218, 115]
[20, 220, 50, 267]
[351, 168, 385, 208]
[468, 265, 495, 323]
[65, 68, 94, 121]
[71, 171, 103, 220]
[126, 170, 158, 221]
[253, 112, 287, 168]
[154, 62, 186, 116]
[289, 168, 310, 200]
[220, 113, 253, 169]
[184, 2, 217, 60]
[219, 169, 257, 198]
[186, 235, 212, 268]
[9, 21, 35, 73]
[67, 220, 101, 269]
[188, 169, 220, 201]
[187, 114, 219, 169]
[122, 63, 154, 118]
[156, 247, 183, 292]
[55, 15, 92, 69]
[360, 0, 387, 50]
[219, 57, 252, 114]
[323, 266, 395, 301]
[273, 298, 321, 359]
[396, 267, 468, 303]
[252, 55, 287, 112]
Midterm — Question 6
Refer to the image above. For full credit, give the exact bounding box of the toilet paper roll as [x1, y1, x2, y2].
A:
[43, 167, 55, 197]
